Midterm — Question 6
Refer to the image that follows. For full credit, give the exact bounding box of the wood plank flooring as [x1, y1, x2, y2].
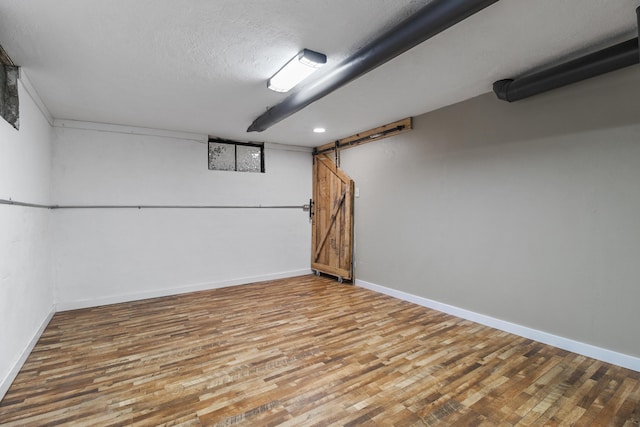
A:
[1, 275, 640, 426]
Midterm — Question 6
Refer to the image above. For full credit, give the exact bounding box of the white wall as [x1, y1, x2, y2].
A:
[0, 78, 55, 398]
[52, 125, 312, 308]
[341, 65, 640, 361]
[1, 86, 312, 399]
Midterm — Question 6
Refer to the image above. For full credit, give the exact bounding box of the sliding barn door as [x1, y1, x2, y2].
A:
[311, 154, 354, 281]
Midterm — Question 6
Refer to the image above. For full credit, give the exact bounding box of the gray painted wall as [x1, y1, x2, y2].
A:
[340, 65, 640, 358]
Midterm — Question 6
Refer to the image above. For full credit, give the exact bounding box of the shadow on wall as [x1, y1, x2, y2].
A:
[422, 64, 640, 154]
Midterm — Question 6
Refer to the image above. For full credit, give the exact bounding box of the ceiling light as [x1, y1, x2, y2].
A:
[268, 49, 327, 93]
[313, 127, 326, 133]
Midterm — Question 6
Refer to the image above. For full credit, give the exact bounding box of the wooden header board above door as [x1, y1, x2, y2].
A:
[311, 118, 412, 282]
[315, 117, 412, 155]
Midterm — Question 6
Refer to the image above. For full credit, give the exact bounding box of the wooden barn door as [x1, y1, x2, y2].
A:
[311, 154, 354, 282]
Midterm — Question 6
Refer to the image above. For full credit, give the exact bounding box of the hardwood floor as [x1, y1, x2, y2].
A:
[1, 275, 639, 426]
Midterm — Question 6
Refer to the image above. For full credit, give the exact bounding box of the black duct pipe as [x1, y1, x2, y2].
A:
[247, 0, 499, 132]
[494, 37, 639, 102]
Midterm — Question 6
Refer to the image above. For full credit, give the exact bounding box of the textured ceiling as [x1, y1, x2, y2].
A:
[0, 0, 638, 146]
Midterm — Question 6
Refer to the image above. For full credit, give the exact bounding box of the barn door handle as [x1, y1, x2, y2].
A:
[309, 198, 314, 220]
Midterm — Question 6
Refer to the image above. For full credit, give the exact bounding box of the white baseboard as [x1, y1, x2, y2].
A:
[356, 279, 640, 373]
[57, 269, 313, 311]
[0, 304, 56, 402]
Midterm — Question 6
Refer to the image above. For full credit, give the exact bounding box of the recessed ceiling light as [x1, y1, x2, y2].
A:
[313, 127, 326, 133]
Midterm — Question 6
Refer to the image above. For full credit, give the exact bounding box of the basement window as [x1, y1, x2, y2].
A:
[208, 138, 265, 173]
[0, 43, 19, 130]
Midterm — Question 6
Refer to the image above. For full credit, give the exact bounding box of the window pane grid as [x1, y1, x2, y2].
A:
[208, 139, 264, 173]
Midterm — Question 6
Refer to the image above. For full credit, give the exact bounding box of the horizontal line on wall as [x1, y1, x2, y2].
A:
[52, 120, 314, 152]
[0, 198, 50, 209]
[50, 205, 307, 210]
[53, 119, 208, 143]
[0, 199, 308, 210]
[264, 142, 314, 153]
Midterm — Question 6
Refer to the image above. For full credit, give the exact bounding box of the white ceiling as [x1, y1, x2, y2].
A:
[0, 0, 638, 146]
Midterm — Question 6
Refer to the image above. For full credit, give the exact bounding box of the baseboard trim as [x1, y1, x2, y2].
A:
[0, 304, 56, 401]
[356, 279, 640, 373]
[57, 269, 313, 311]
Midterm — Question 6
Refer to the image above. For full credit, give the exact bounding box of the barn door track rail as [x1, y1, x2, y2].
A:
[315, 117, 413, 156]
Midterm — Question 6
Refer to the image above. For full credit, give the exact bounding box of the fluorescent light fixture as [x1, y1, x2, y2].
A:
[313, 127, 326, 133]
[268, 49, 327, 93]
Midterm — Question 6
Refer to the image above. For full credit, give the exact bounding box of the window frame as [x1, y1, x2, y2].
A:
[208, 138, 265, 173]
